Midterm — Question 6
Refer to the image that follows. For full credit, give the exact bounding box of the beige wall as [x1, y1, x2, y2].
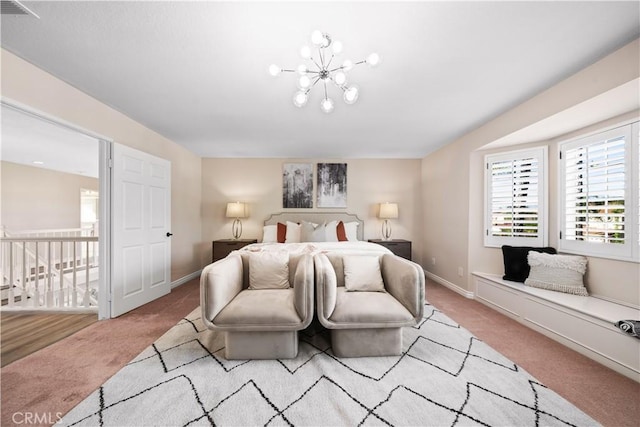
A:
[201, 158, 422, 267]
[1, 49, 202, 281]
[423, 39, 640, 307]
[1, 161, 98, 231]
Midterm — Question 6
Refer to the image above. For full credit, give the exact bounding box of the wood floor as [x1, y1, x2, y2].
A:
[1, 312, 97, 367]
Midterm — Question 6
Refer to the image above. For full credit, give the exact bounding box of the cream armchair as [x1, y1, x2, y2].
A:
[314, 252, 424, 357]
[200, 252, 314, 359]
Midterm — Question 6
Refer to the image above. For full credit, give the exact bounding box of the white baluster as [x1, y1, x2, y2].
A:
[7, 243, 14, 307]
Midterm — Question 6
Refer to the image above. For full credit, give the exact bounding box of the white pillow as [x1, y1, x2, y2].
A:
[248, 251, 290, 289]
[300, 221, 326, 242]
[325, 220, 339, 242]
[344, 221, 359, 241]
[285, 221, 301, 243]
[262, 225, 277, 243]
[525, 252, 588, 296]
[343, 255, 385, 292]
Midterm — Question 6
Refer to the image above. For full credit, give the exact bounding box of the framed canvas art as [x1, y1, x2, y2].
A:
[317, 163, 347, 208]
[283, 163, 313, 208]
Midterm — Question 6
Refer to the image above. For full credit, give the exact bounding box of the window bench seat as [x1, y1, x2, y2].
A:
[472, 272, 640, 382]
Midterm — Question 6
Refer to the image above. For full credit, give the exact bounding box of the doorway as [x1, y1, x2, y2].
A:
[0, 102, 107, 317]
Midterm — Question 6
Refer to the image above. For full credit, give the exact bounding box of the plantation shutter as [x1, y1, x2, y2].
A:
[559, 124, 637, 261]
[485, 147, 546, 247]
[563, 135, 626, 244]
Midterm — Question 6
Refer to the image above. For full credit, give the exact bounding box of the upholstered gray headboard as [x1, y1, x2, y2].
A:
[264, 212, 364, 241]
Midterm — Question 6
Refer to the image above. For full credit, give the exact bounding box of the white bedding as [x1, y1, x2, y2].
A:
[237, 241, 392, 256]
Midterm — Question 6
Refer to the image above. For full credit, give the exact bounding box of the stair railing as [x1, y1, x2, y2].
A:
[1, 235, 99, 310]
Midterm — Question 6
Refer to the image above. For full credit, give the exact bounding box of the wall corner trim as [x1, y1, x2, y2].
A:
[171, 270, 202, 289]
[425, 270, 474, 299]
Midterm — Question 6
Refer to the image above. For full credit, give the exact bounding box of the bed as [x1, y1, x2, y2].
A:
[240, 211, 394, 256]
[200, 212, 423, 359]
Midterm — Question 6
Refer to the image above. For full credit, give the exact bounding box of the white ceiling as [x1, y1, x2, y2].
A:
[1, 104, 100, 178]
[1, 1, 639, 161]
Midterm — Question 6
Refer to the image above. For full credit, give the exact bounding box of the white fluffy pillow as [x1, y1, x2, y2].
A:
[262, 225, 277, 243]
[324, 220, 339, 242]
[343, 255, 385, 292]
[285, 221, 301, 243]
[525, 252, 588, 296]
[344, 221, 359, 241]
[300, 221, 326, 242]
[248, 251, 290, 289]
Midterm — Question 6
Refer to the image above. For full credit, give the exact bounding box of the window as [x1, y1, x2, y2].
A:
[80, 188, 99, 235]
[559, 122, 639, 262]
[485, 147, 547, 247]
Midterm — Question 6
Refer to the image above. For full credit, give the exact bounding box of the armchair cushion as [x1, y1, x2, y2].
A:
[330, 288, 414, 326]
[343, 255, 385, 292]
[213, 289, 301, 328]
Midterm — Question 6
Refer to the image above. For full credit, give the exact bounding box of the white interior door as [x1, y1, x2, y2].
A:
[111, 143, 171, 317]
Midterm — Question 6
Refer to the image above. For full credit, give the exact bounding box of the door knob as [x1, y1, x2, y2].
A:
[166, 232, 173, 237]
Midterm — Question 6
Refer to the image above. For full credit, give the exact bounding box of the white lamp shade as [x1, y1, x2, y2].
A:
[378, 202, 398, 219]
[226, 202, 248, 218]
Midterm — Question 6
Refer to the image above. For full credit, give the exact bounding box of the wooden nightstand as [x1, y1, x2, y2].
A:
[212, 239, 258, 263]
[368, 239, 412, 260]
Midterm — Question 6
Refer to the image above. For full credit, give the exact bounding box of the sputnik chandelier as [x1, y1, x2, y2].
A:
[269, 30, 380, 113]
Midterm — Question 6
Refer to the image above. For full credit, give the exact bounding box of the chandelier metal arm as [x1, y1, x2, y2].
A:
[318, 48, 326, 68]
[310, 76, 322, 90]
[325, 53, 335, 69]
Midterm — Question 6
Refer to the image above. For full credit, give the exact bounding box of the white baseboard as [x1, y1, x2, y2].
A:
[171, 270, 202, 289]
[424, 270, 474, 299]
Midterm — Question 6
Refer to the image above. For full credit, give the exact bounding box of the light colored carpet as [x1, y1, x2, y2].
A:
[60, 304, 599, 426]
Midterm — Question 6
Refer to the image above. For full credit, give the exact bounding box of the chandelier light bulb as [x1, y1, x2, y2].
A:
[311, 30, 324, 46]
[343, 86, 359, 104]
[334, 71, 347, 86]
[320, 97, 335, 114]
[268, 64, 281, 77]
[293, 91, 309, 108]
[300, 45, 312, 59]
[297, 64, 308, 74]
[297, 75, 312, 89]
[366, 52, 381, 67]
[342, 59, 353, 72]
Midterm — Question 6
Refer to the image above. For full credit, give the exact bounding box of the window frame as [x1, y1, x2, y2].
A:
[558, 121, 639, 262]
[484, 146, 548, 248]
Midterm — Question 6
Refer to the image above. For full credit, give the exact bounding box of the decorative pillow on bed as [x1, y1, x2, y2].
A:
[248, 251, 290, 289]
[342, 221, 359, 241]
[337, 221, 348, 241]
[285, 221, 301, 243]
[300, 221, 326, 242]
[343, 255, 385, 292]
[262, 225, 278, 243]
[277, 222, 286, 243]
[524, 252, 588, 296]
[261, 224, 287, 243]
[501, 245, 557, 282]
[325, 220, 339, 242]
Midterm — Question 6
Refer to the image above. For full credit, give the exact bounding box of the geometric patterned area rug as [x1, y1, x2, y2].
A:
[59, 304, 599, 426]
